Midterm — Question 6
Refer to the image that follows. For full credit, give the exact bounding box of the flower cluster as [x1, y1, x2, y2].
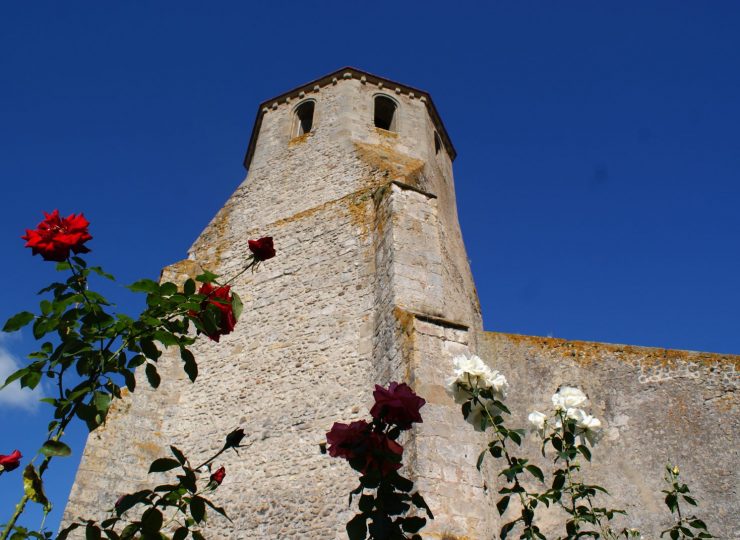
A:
[445, 354, 509, 431]
[0, 450, 22, 473]
[22, 210, 92, 262]
[326, 382, 425, 477]
[528, 386, 603, 446]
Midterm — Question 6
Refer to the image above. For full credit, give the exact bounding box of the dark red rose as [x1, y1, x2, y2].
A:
[326, 422, 403, 476]
[190, 283, 237, 342]
[248, 237, 275, 261]
[0, 450, 22, 472]
[210, 466, 226, 486]
[326, 420, 371, 460]
[365, 432, 403, 476]
[22, 210, 92, 262]
[370, 382, 426, 429]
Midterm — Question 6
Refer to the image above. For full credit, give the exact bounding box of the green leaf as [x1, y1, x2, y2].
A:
[578, 444, 592, 461]
[23, 464, 51, 512]
[184, 279, 196, 296]
[497, 495, 511, 515]
[358, 494, 374, 513]
[127, 279, 160, 294]
[145, 363, 161, 388]
[172, 528, 189, 540]
[85, 524, 101, 540]
[57, 523, 81, 540]
[160, 282, 177, 296]
[401, 516, 426, 533]
[170, 446, 187, 465]
[195, 271, 219, 284]
[411, 492, 434, 519]
[154, 330, 179, 347]
[140, 339, 161, 360]
[180, 348, 198, 383]
[40, 440, 72, 457]
[2, 368, 28, 389]
[190, 496, 206, 523]
[141, 507, 164, 533]
[231, 292, 243, 321]
[149, 458, 180, 473]
[689, 519, 707, 530]
[346, 513, 368, 540]
[191, 531, 206, 540]
[683, 495, 698, 506]
[525, 464, 545, 482]
[203, 498, 232, 521]
[114, 490, 152, 516]
[476, 449, 487, 470]
[3, 311, 35, 332]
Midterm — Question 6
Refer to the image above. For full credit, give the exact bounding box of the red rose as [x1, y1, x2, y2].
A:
[22, 210, 92, 262]
[191, 283, 236, 342]
[370, 382, 426, 429]
[248, 237, 276, 261]
[326, 420, 371, 460]
[0, 450, 22, 472]
[210, 466, 226, 486]
[365, 432, 403, 476]
[326, 422, 403, 476]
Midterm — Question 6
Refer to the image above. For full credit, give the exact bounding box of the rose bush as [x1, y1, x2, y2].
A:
[327, 382, 432, 539]
[190, 283, 238, 342]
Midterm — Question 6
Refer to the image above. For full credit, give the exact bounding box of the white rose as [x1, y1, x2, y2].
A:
[486, 370, 509, 400]
[527, 410, 547, 437]
[552, 386, 588, 411]
[445, 376, 472, 404]
[577, 413, 603, 446]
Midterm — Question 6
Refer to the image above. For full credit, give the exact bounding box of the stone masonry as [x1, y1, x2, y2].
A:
[63, 68, 739, 539]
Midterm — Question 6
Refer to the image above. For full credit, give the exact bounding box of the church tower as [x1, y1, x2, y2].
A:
[63, 68, 496, 538]
[63, 68, 739, 539]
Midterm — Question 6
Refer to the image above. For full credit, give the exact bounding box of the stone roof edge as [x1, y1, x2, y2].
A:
[481, 330, 740, 366]
[242, 66, 457, 169]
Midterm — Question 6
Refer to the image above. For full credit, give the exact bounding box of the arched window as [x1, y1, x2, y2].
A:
[293, 100, 315, 137]
[374, 95, 397, 132]
[434, 131, 442, 155]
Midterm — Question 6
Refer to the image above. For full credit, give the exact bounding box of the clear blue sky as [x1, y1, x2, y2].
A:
[1, 1, 739, 534]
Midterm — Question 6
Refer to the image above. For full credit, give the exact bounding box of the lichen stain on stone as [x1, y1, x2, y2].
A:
[160, 258, 204, 286]
[374, 127, 399, 139]
[482, 331, 740, 371]
[288, 132, 312, 146]
[353, 140, 425, 187]
[135, 441, 163, 458]
[191, 197, 236, 270]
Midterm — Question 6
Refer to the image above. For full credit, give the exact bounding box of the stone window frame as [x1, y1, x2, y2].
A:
[372, 93, 400, 133]
[291, 99, 317, 139]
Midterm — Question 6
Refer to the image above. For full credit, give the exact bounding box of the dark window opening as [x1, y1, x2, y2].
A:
[434, 131, 442, 154]
[294, 101, 315, 136]
[374, 95, 397, 131]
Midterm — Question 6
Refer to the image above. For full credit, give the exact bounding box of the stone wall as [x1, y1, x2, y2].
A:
[475, 332, 739, 539]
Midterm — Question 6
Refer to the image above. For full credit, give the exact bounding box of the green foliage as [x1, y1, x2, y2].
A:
[660, 466, 714, 539]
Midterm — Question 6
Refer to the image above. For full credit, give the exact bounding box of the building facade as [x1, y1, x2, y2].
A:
[63, 68, 739, 539]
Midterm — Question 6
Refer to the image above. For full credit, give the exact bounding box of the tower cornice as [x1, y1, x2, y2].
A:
[242, 67, 457, 169]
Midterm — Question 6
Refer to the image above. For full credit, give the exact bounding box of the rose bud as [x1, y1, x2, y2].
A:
[248, 237, 276, 261]
[0, 450, 22, 472]
[210, 466, 226, 486]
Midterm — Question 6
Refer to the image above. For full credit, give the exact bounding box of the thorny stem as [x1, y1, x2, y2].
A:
[475, 393, 534, 530]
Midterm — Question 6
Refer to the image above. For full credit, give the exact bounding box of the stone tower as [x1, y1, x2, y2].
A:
[64, 68, 739, 539]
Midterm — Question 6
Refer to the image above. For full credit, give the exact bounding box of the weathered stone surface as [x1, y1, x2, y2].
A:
[63, 68, 738, 539]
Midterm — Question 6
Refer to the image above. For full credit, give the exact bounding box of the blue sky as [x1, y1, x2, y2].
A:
[1, 1, 739, 534]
